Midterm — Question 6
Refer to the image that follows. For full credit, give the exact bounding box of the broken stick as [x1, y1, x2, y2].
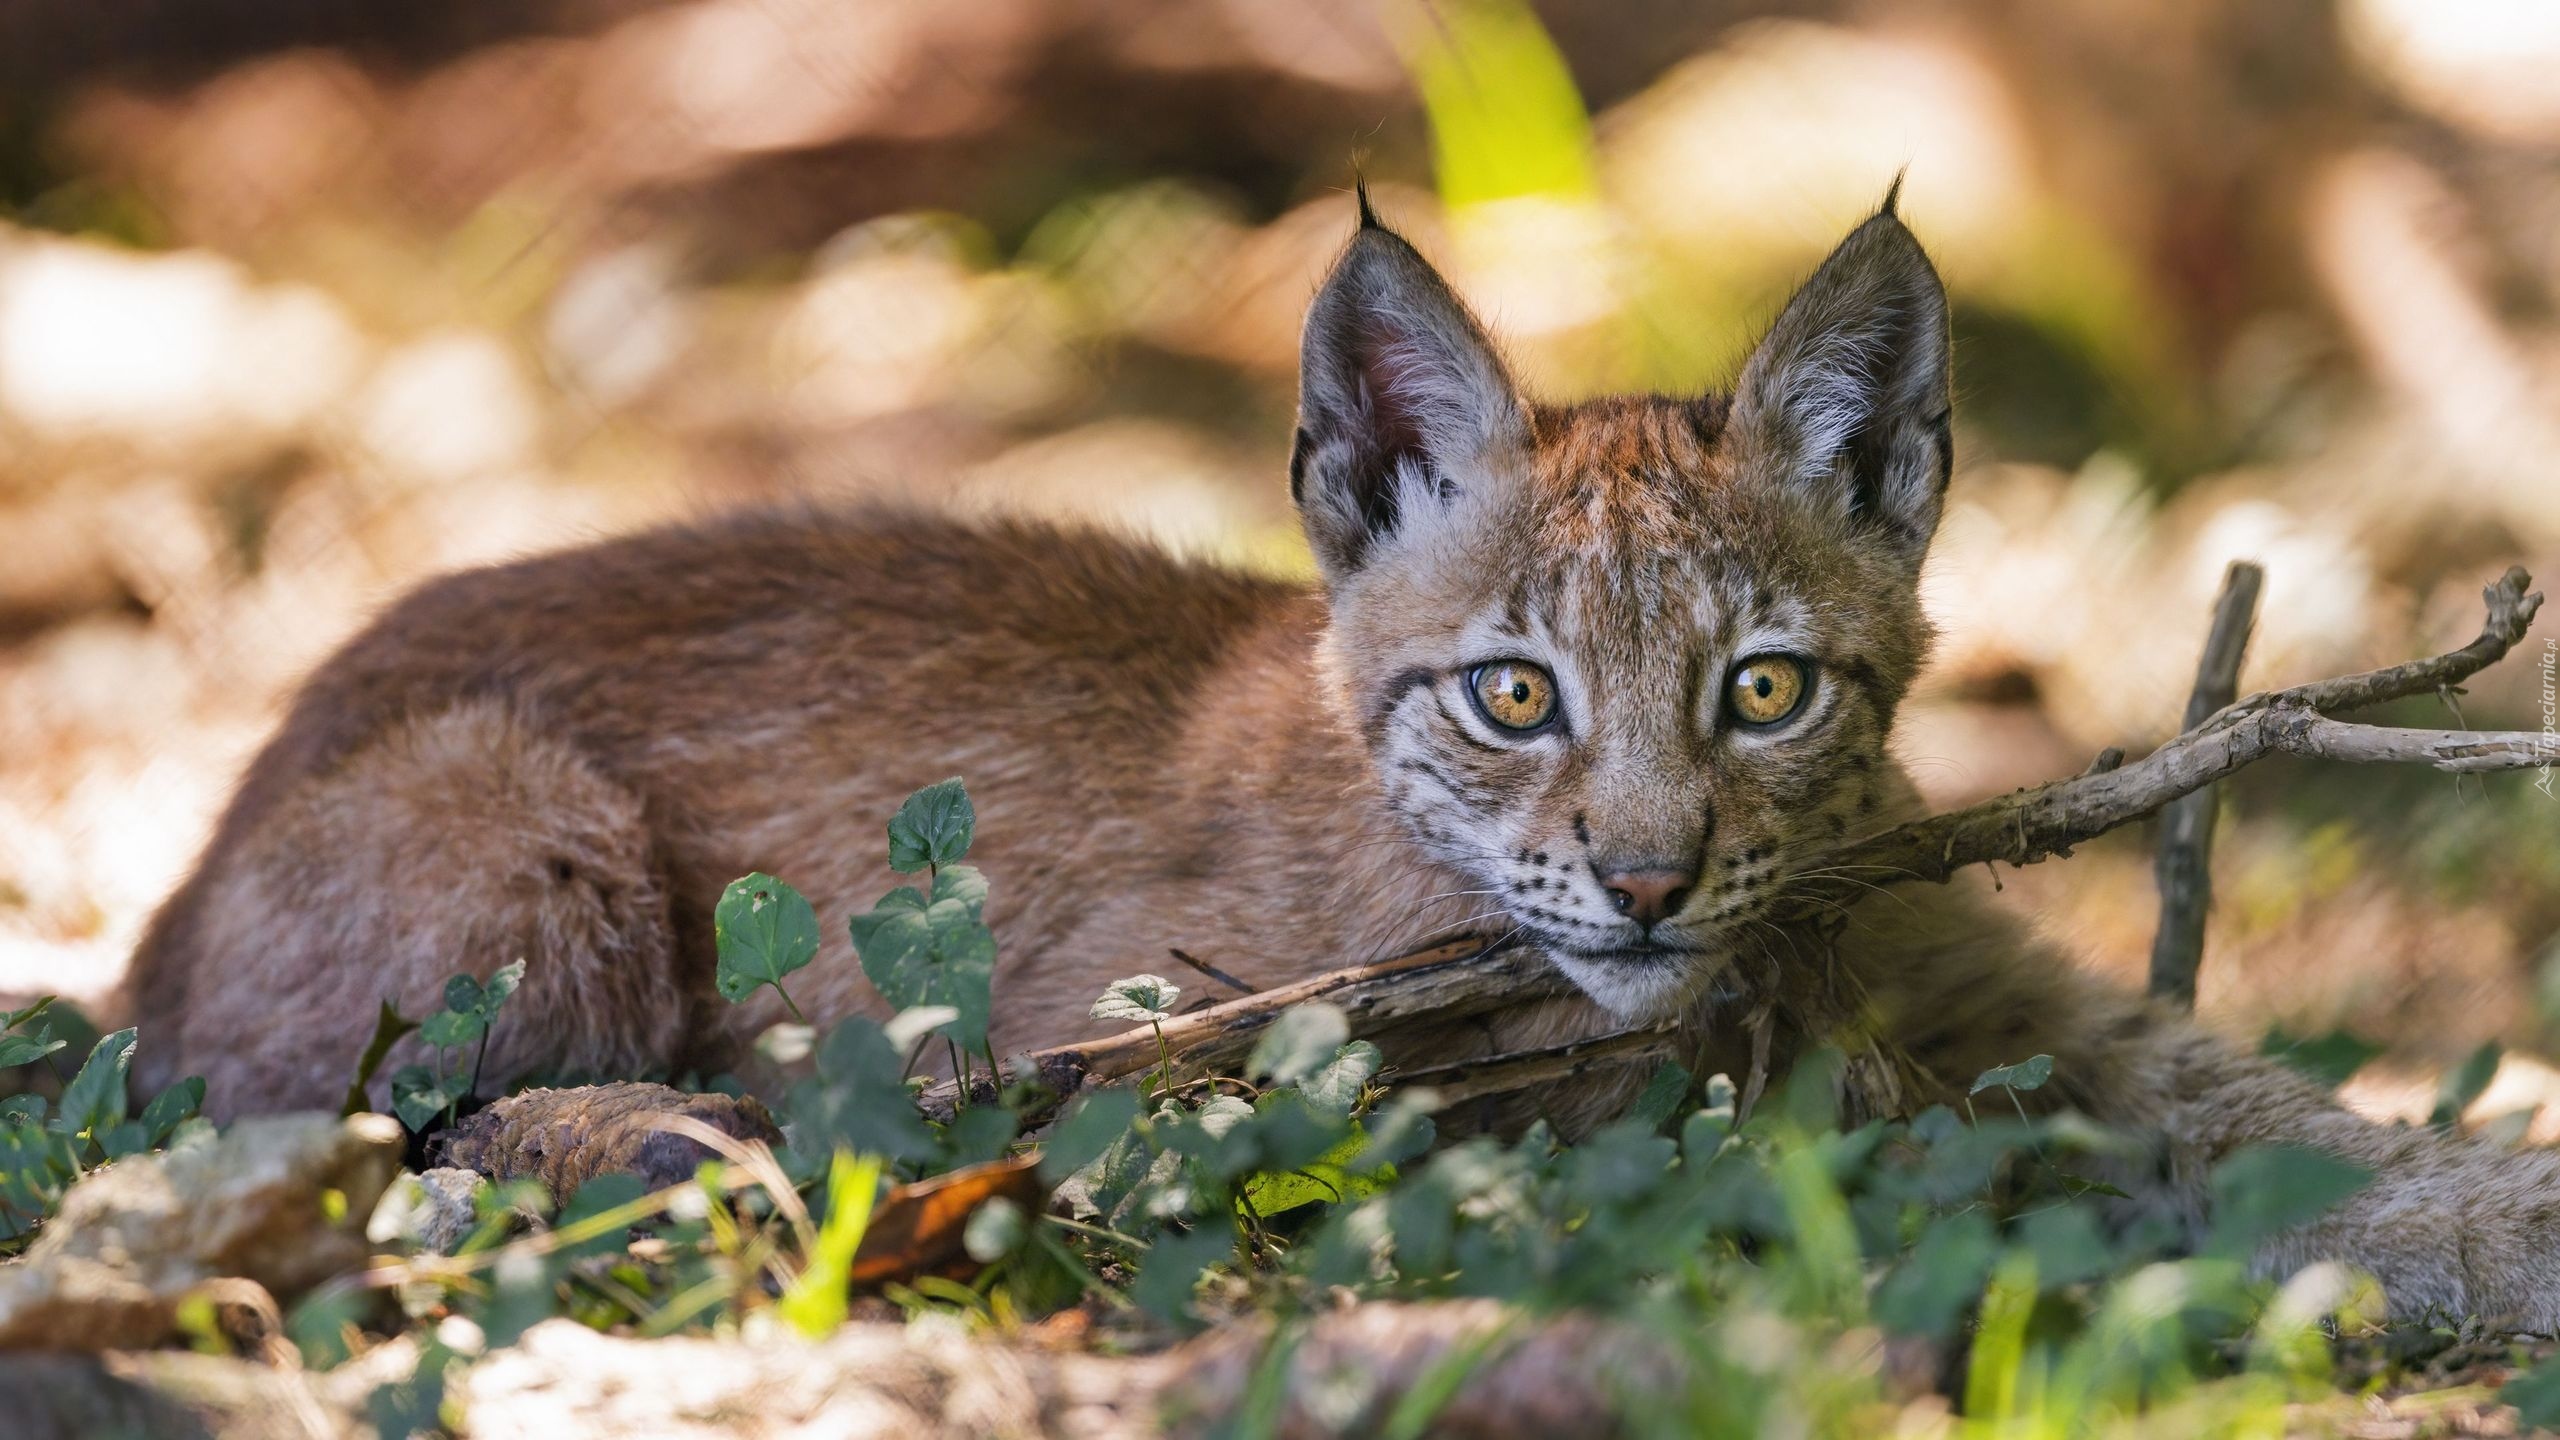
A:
[2148, 560, 2264, 1007]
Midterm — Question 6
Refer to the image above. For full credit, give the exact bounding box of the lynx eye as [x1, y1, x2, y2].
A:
[1727, 655, 1811, 727]
[1467, 661, 1558, 733]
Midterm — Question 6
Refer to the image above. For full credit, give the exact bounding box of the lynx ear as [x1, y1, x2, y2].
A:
[1291, 210, 1528, 579]
[1730, 205, 1952, 567]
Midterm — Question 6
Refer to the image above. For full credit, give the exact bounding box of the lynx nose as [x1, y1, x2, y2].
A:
[1600, 868, 1694, 926]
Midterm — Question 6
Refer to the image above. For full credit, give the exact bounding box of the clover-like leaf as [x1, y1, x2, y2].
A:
[480, 959, 527, 1014]
[851, 868, 995, 1051]
[886, 778, 975, 873]
[714, 873, 822, 1005]
[418, 1007, 488, 1051]
[1092, 974, 1182, 1026]
[390, 1065, 469, 1132]
[442, 974, 485, 1017]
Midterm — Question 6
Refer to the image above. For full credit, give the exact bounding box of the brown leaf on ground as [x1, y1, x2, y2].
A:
[848, 1156, 1043, 1287]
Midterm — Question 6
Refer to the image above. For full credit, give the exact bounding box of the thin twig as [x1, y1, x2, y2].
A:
[1168, 948, 1260, 995]
[1791, 567, 2545, 911]
[2149, 560, 2263, 1007]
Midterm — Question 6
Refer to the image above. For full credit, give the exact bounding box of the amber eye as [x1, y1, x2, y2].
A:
[1468, 661, 1559, 733]
[1727, 655, 1811, 727]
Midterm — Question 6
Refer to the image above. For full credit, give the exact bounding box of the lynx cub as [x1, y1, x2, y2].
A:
[124, 197, 2560, 1324]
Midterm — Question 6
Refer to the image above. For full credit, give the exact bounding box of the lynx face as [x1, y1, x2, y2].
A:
[1292, 201, 1951, 1018]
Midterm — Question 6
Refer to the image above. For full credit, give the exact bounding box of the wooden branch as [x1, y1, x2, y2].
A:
[937, 569, 2547, 1126]
[919, 939, 1566, 1120]
[1390, 1027, 1679, 1108]
[2149, 561, 2263, 1007]
[1795, 567, 2545, 907]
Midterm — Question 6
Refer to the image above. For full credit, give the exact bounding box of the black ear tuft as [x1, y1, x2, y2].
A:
[1293, 225, 1525, 579]
[1729, 210, 1952, 567]
[1354, 175, 1382, 231]
[1879, 169, 1907, 219]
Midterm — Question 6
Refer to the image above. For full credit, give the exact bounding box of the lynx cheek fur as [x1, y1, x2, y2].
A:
[122, 199, 2560, 1326]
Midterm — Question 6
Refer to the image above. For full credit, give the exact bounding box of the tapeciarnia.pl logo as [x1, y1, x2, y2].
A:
[2538, 637, 2556, 798]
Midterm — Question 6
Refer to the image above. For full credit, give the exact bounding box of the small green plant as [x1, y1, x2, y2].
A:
[1091, 973, 1180, 1090]
[0, 1005, 203, 1246]
[846, 778, 998, 1087]
[387, 961, 525, 1131]
[712, 872, 821, 1020]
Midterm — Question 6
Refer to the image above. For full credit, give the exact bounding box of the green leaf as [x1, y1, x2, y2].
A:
[442, 974, 485, 1017]
[1247, 1003, 1346, 1086]
[1561, 1121, 1676, 1207]
[136, 1077, 205, 1147]
[1874, 1211, 1998, 1338]
[1130, 1222, 1235, 1324]
[789, 1017, 937, 1163]
[342, 1002, 419, 1117]
[0, 1031, 65, 1071]
[943, 1103, 1017, 1167]
[1091, 974, 1181, 1026]
[1041, 1086, 1143, 1185]
[557, 1174, 648, 1260]
[1623, 1061, 1694, 1132]
[2019, 1203, 2113, 1290]
[886, 778, 976, 872]
[2208, 1144, 2373, 1254]
[713, 873, 822, 1006]
[2503, 1359, 2560, 1429]
[2259, 1027, 2384, 1090]
[480, 959, 527, 1014]
[54, 1028, 137, 1141]
[2, 996, 55, 1032]
[850, 868, 995, 1051]
[1969, 1054, 2053, 1095]
[2430, 1041, 2502, 1130]
[390, 1066, 469, 1132]
[418, 1008, 488, 1050]
[96, 1122, 154, 1160]
[1300, 1041, 1383, 1116]
[1242, 1129, 1389, 1216]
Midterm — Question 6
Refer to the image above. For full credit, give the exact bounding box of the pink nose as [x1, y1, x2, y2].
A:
[1600, 868, 1695, 926]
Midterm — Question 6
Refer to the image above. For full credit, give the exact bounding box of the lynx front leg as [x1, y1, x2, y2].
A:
[1850, 890, 2560, 1329]
[2101, 1006, 2560, 1329]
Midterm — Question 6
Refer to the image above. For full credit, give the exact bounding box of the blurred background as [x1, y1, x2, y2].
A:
[0, 0, 2554, 1119]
